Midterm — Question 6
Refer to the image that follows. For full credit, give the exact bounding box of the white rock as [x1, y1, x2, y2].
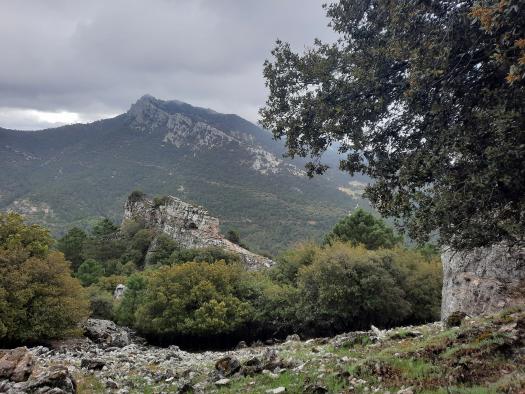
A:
[266, 387, 286, 394]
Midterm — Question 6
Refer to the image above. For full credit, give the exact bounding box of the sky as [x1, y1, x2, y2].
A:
[0, 0, 335, 130]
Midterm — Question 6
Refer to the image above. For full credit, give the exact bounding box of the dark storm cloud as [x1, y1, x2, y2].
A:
[0, 0, 334, 129]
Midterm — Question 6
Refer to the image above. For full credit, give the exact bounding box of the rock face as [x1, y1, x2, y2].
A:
[441, 244, 525, 320]
[83, 319, 132, 348]
[123, 194, 275, 269]
[0, 347, 34, 382]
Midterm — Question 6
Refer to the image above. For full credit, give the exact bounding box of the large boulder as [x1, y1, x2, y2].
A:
[21, 365, 76, 393]
[83, 319, 131, 347]
[441, 244, 525, 320]
[0, 347, 34, 382]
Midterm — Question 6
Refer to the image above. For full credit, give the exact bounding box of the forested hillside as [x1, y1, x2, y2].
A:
[0, 95, 367, 255]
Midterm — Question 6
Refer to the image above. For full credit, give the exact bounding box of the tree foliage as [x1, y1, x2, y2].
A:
[57, 227, 87, 271]
[325, 208, 400, 249]
[0, 212, 89, 342]
[133, 261, 252, 337]
[260, 0, 525, 250]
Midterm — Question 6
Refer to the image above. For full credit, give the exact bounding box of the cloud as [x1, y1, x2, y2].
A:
[0, 0, 334, 130]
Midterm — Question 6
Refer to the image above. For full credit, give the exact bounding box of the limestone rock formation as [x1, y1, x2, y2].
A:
[83, 319, 132, 348]
[123, 194, 275, 269]
[441, 243, 525, 320]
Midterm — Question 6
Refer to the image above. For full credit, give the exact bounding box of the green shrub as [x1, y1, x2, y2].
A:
[0, 212, 89, 342]
[271, 241, 319, 284]
[169, 246, 240, 265]
[87, 286, 114, 320]
[147, 234, 179, 265]
[115, 273, 147, 326]
[152, 195, 170, 207]
[128, 190, 146, 202]
[132, 261, 252, 337]
[297, 243, 411, 334]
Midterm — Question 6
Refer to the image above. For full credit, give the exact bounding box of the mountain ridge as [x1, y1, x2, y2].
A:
[0, 95, 366, 254]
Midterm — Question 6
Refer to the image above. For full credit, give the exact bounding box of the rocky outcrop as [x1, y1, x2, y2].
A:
[123, 194, 275, 269]
[0, 348, 76, 394]
[0, 347, 34, 383]
[113, 284, 126, 300]
[441, 243, 525, 320]
[83, 319, 132, 348]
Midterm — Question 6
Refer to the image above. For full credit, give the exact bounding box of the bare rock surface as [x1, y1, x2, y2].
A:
[82, 319, 135, 348]
[0, 347, 76, 393]
[124, 194, 275, 269]
[441, 243, 525, 320]
[0, 347, 34, 382]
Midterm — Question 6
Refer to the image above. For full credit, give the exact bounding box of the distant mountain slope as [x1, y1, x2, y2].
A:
[0, 95, 367, 254]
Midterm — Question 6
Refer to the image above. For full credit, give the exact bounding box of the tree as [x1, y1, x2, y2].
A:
[76, 259, 105, 286]
[226, 229, 241, 245]
[325, 208, 400, 249]
[260, 0, 525, 250]
[57, 227, 87, 271]
[91, 218, 119, 238]
[0, 212, 89, 342]
[147, 234, 179, 266]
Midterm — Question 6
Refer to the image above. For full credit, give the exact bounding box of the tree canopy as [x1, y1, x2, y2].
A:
[260, 0, 525, 250]
[0, 212, 89, 342]
[325, 208, 400, 249]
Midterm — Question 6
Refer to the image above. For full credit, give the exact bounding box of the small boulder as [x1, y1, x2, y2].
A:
[215, 378, 231, 386]
[21, 365, 76, 394]
[303, 383, 328, 393]
[445, 311, 467, 328]
[106, 379, 119, 389]
[286, 334, 300, 342]
[81, 358, 106, 370]
[177, 382, 193, 393]
[266, 387, 286, 394]
[215, 356, 241, 377]
[113, 284, 127, 299]
[0, 347, 34, 382]
[262, 348, 282, 370]
[235, 340, 248, 350]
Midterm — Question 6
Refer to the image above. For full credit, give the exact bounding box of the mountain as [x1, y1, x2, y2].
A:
[0, 95, 367, 255]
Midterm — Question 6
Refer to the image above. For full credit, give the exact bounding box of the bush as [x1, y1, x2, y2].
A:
[147, 234, 179, 265]
[115, 273, 147, 327]
[297, 244, 411, 334]
[226, 229, 240, 244]
[87, 286, 114, 320]
[169, 246, 240, 265]
[271, 242, 319, 284]
[152, 195, 170, 207]
[128, 190, 146, 202]
[131, 261, 252, 337]
[0, 212, 89, 342]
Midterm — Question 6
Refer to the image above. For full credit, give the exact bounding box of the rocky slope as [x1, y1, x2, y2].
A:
[123, 193, 274, 269]
[0, 95, 366, 255]
[2, 307, 524, 393]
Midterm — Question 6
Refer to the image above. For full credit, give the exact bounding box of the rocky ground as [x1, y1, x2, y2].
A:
[1, 307, 525, 393]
